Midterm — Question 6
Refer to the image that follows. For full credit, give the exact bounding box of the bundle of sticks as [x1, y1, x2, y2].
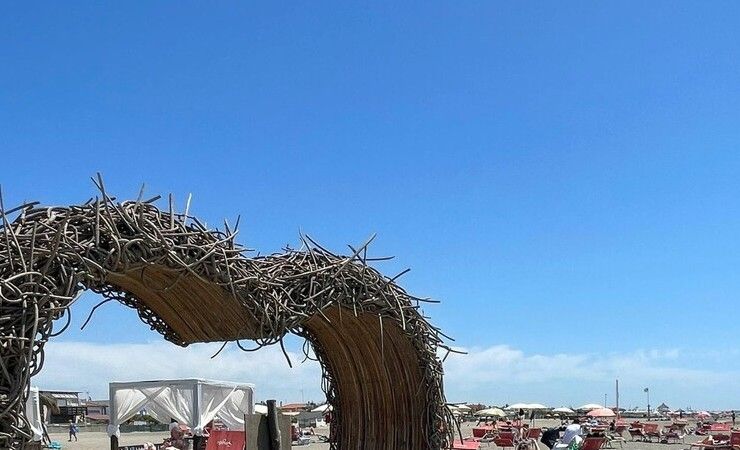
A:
[0, 178, 456, 449]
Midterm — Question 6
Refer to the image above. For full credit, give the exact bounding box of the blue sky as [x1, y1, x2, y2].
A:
[2, 2, 740, 409]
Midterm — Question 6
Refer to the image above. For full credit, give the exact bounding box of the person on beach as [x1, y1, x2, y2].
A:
[68, 421, 78, 442]
[552, 419, 582, 450]
[163, 426, 189, 450]
[732, 411, 736, 426]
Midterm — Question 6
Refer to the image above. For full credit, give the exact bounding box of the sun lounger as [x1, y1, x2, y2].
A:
[452, 440, 481, 449]
[492, 431, 517, 449]
[474, 426, 495, 438]
[628, 426, 645, 441]
[581, 436, 606, 450]
[665, 426, 686, 444]
[644, 423, 661, 442]
[605, 432, 626, 448]
[118, 446, 163, 450]
[528, 428, 542, 440]
[612, 425, 627, 437]
[730, 431, 740, 450]
[690, 436, 733, 450]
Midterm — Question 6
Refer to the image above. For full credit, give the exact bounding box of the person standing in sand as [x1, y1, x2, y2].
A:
[68, 420, 78, 442]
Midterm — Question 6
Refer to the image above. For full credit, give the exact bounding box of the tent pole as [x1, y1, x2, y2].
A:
[109, 383, 117, 450]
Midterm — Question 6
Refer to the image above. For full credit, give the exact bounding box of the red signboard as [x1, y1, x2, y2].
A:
[206, 430, 246, 450]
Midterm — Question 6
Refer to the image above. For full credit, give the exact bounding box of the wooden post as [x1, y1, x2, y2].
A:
[110, 434, 118, 450]
[243, 414, 248, 450]
[266, 400, 281, 450]
[193, 435, 204, 450]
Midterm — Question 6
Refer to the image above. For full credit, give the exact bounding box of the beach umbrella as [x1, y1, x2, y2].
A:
[696, 411, 712, 419]
[526, 404, 549, 410]
[506, 403, 532, 411]
[455, 404, 472, 411]
[587, 408, 616, 418]
[311, 404, 332, 413]
[553, 407, 575, 414]
[254, 404, 268, 415]
[578, 404, 604, 411]
[475, 408, 507, 417]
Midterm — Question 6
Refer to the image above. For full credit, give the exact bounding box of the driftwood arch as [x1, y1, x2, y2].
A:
[0, 188, 454, 449]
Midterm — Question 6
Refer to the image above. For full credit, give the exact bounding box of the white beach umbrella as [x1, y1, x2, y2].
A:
[475, 408, 507, 417]
[578, 404, 604, 411]
[455, 404, 472, 411]
[254, 404, 268, 415]
[526, 404, 549, 410]
[311, 404, 332, 413]
[552, 407, 575, 414]
[506, 403, 531, 410]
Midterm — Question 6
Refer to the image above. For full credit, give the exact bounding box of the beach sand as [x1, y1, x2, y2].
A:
[48, 420, 707, 450]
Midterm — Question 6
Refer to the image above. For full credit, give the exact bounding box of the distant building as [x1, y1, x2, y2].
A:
[39, 390, 86, 424]
[83, 400, 109, 422]
[280, 403, 308, 413]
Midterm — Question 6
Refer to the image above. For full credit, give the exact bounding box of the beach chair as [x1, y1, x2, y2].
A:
[527, 428, 542, 440]
[452, 440, 481, 449]
[581, 437, 606, 450]
[525, 428, 542, 450]
[643, 423, 661, 442]
[474, 426, 495, 438]
[628, 425, 645, 441]
[664, 425, 686, 444]
[690, 436, 733, 450]
[712, 424, 732, 433]
[605, 430, 626, 449]
[612, 424, 627, 437]
[492, 431, 517, 449]
[729, 431, 740, 450]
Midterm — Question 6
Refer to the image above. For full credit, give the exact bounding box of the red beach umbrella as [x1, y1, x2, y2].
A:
[587, 408, 616, 418]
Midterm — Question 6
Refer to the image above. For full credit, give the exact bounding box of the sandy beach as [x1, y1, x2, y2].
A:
[49, 419, 712, 450]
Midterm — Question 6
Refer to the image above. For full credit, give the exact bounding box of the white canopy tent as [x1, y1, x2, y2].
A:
[25, 387, 44, 442]
[107, 379, 254, 438]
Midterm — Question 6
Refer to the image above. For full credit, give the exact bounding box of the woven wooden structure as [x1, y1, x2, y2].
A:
[0, 181, 455, 449]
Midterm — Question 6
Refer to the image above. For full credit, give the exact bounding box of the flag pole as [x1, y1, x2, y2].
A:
[616, 379, 620, 422]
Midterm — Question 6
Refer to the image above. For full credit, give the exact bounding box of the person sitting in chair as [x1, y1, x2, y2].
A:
[163, 426, 189, 450]
[552, 419, 583, 450]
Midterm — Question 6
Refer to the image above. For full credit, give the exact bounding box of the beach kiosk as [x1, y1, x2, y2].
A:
[107, 378, 254, 449]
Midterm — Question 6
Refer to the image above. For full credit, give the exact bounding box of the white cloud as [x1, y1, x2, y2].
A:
[442, 345, 738, 409]
[35, 340, 738, 410]
[35, 340, 323, 403]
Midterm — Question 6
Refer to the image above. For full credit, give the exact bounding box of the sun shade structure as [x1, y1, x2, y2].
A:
[0, 182, 455, 450]
[107, 379, 254, 437]
[586, 408, 615, 418]
[577, 404, 604, 411]
[475, 408, 506, 417]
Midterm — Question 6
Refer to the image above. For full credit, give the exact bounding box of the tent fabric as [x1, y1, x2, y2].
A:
[25, 387, 44, 442]
[107, 379, 254, 437]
